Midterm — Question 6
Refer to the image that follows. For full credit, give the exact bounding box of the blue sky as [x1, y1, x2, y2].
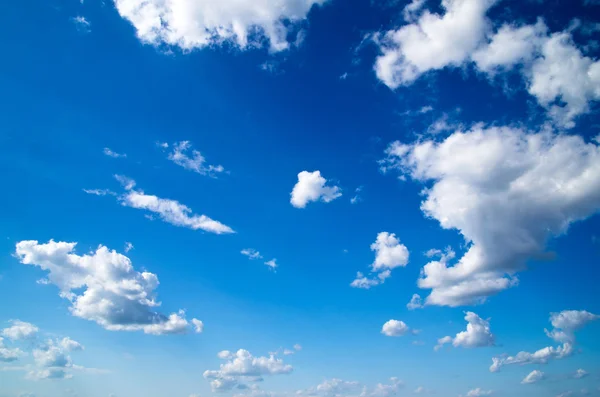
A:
[1, 0, 600, 396]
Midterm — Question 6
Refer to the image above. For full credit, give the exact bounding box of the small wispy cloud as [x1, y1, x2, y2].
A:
[72, 16, 91, 33]
[103, 147, 127, 158]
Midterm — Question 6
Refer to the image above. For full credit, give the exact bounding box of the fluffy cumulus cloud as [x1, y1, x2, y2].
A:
[103, 147, 127, 158]
[382, 126, 600, 306]
[113, 0, 326, 52]
[435, 312, 494, 350]
[163, 141, 225, 177]
[86, 175, 234, 234]
[305, 377, 403, 397]
[1, 320, 39, 341]
[290, 171, 342, 208]
[544, 310, 599, 343]
[28, 337, 84, 380]
[0, 337, 23, 362]
[374, 1, 600, 126]
[522, 369, 545, 384]
[406, 294, 423, 310]
[381, 320, 412, 337]
[374, 0, 497, 87]
[351, 232, 409, 289]
[490, 343, 573, 372]
[203, 349, 292, 391]
[464, 389, 493, 397]
[15, 240, 202, 335]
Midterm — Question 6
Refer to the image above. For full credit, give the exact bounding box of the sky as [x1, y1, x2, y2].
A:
[0, 0, 600, 396]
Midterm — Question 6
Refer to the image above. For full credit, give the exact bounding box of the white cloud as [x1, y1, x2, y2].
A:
[433, 336, 452, 352]
[2, 321, 39, 340]
[113, 0, 326, 52]
[203, 349, 292, 391]
[544, 310, 600, 343]
[72, 16, 91, 33]
[373, 2, 600, 127]
[24, 334, 85, 380]
[293, 344, 302, 351]
[490, 343, 573, 372]
[109, 176, 233, 234]
[350, 186, 363, 204]
[15, 239, 202, 335]
[522, 370, 545, 384]
[124, 242, 134, 253]
[351, 232, 409, 289]
[103, 147, 127, 158]
[382, 126, 600, 306]
[527, 32, 600, 128]
[0, 337, 23, 362]
[241, 249, 263, 260]
[290, 171, 342, 208]
[472, 20, 547, 72]
[264, 259, 278, 270]
[83, 189, 116, 196]
[402, 0, 427, 22]
[374, 0, 497, 87]
[381, 320, 411, 337]
[406, 294, 423, 310]
[465, 389, 493, 397]
[164, 141, 225, 177]
[371, 232, 409, 271]
[435, 312, 494, 350]
[192, 319, 204, 333]
[574, 369, 589, 379]
[316, 378, 361, 396]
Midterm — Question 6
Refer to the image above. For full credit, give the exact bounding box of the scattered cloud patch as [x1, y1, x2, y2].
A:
[382, 126, 600, 306]
[435, 312, 494, 350]
[103, 148, 126, 159]
[113, 0, 327, 52]
[163, 141, 225, 177]
[2, 321, 38, 341]
[522, 370, 545, 384]
[351, 232, 409, 289]
[407, 294, 423, 310]
[290, 171, 342, 208]
[241, 249, 263, 260]
[544, 310, 599, 343]
[15, 240, 202, 335]
[203, 349, 292, 391]
[264, 259, 278, 270]
[381, 320, 413, 337]
[72, 16, 91, 33]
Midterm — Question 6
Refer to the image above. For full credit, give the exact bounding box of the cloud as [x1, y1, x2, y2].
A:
[574, 369, 589, 379]
[83, 189, 116, 196]
[381, 126, 600, 306]
[241, 249, 263, 260]
[264, 259, 278, 270]
[113, 0, 326, 52]
[406, 294, 423, 310]
[103, 148, 127, 159]
[471, 20, 547, 72]
[164, 141, 225, 177]
[311, 377, 403, 397]
[203, 349, 292, 391]
[0, 337, 23, 362]
[465, 389, 493, 397]
[490, 343, 573, 372]
[15, 239, 202, 335]
[381, 320, 412, 337]
[72, 16, 91, 33]
[124, 242, 134, 253]
[374, 0, 497, 87]
[103, 175, 234, 234]
[350, 186, 363, 204]
[290, 171, 342, 208]
[293, 344, 302, 351]
[435, 312, 494, 350]
[2, 321, 39, 341]
[192, 319, 204, 333]
[544, 310, 599, 343]
[373, 1, 600, 127]
[521, 370, 545, 384]
[351, 232, 409, 289]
